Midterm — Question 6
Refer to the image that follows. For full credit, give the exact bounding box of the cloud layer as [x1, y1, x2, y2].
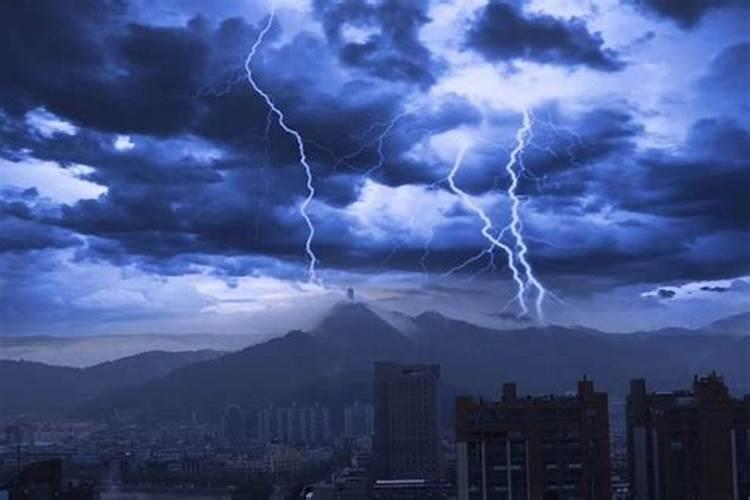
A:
[0, 0, 748, 334]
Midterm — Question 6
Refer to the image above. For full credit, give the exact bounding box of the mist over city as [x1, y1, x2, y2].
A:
[0, 0, 748, 499]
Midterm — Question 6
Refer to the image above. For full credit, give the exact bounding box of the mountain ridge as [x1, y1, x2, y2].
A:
[0, 349, 223, 416]
[708, 311, 750, 335]
[0, 333, 265, 367]
[71, 303, 750, 424]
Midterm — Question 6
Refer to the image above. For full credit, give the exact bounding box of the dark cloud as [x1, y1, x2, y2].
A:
[0, 0, 746, 302]
[629, 0, 748, 28]
[376, 95, 484, 187]
[700, 285, 729, 293]
[657, 288, 676, 299]
[398, 108, 746, 290]
[0, 0, 458, 201]
[465, 1, 623, 71]
[423, 106, 641, 199]
[58, 169, 307, 260]
[521, 107, 640, 190]
[624, 156, 748, 227]
[0, 217, 80, 253]
[0, 1, 211, 136]
[0, 189, 80, 253]
[0, 201, 33, 221]
[0, 0, 443, 278]
[534, 118, 750, 287]
[684, 118, 750, 159]
[615, 119, 750, 231]
[314, 0, 439, 87]
[0, 1, 410, 153]
[699, 41, 750, 99]
[45, 107, 738, 288]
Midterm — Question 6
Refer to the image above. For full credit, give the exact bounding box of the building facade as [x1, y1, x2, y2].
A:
[373, 362, 442, 481]
[257, 403, 330, 446]
[456, 378, 611, 500]
[627, 372, 750, 500]
[344, 402, 375, 438]
[222, 404, 246, 447]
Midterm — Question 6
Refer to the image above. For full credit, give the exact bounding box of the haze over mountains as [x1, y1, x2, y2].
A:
[0, 350, 222, 416]
[708, 311, 750, 336]
[1, 302, 747, 420]
[3, 303, 747, 368]
[0, 333, 267, 367]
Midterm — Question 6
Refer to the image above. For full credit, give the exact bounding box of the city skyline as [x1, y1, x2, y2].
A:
[3, 362, 747, 499]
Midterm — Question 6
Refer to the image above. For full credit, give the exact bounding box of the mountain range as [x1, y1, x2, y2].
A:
[0, 350, 222, 416]
[2, 302, 748, 421]
[0, 333, 264, 367]
[77, 302, 750, 422]
[708, 311, 750, 336]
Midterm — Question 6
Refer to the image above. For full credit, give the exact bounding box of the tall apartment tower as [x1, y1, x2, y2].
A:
[456, 378, 611, 500]
[222, 404, 246, 447]
[373, 362, 442, 480]
[627, 372, 750, 500]
[257, 403, 331, 445]
[345, 401, 375, 438]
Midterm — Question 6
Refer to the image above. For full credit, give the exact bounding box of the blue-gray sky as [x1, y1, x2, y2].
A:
[0, 0, 748, 335]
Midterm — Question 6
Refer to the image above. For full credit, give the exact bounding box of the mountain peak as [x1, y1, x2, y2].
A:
[315, 301, 397, 335]
[708, 311, 750, 335]
[416, 310, 451, 323]
[317, 301, 380, 326]
[415, 310, 485, 331]
[313, 301, 413, 359]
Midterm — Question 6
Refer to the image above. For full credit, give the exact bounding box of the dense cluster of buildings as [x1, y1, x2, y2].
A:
[256, 403, 332, 446]
[310, 365, 750, 500]
[1, 365, 748, 499]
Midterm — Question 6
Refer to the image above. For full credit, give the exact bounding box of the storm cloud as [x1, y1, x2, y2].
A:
[0, 0, 748, 333]
[465, 1, 623, 70]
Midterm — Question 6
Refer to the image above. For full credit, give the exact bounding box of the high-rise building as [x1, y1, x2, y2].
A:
[345, 402, 375, 438]
[456, 378, 611, 500]
[627, 372, 750, 500]
[257, 403, 331, 445]
[222, 404, 246, 447]
[373, 362, 442, 481]
[257, 406, 274, 443]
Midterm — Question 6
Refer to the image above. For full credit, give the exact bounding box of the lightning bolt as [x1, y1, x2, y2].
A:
[420, 226, 435, 283]
[320, 111, 408, 177]
[445, 143, 530, 317]
[503, 109, 547, 322]
[244, 12, 319, 283]
[363, 112, 407, 177]
[442, 228, 505, 279]
[253, 109, 275, 242]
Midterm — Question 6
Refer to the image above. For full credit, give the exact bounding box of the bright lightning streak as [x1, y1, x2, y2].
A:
[442, 245, 493, 277]
[325, 111, 407, 176]
[253, 109, 276, 242]
[244, 12, 319, 283]
[503, 110, 547, 322]
[445, 144, 529, 317]
[363, 112, 407, 177]
[420, 227, 435, 283]
[442, 226, 507, 278]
